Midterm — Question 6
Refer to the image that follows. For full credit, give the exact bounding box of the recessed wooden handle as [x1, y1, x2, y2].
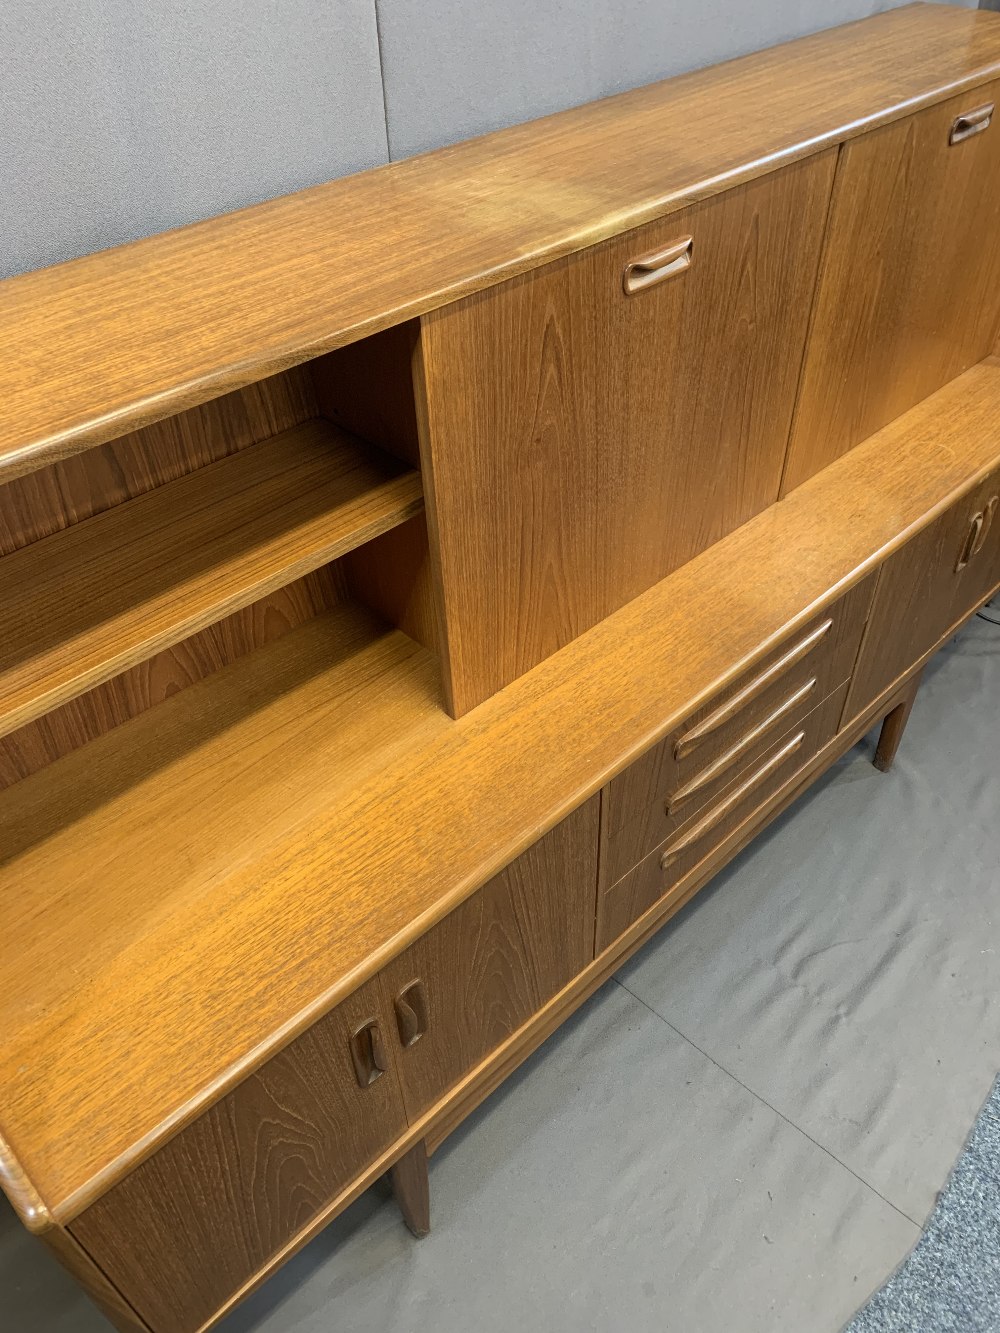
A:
[955, 497, 997, 572]
[623, 236, 693, 295]
[949, 103, 994, 145]
[661, 730, 805, 870]
[393, 980, 429, 1049]
[349, 1019, 389, 1087]
[674, 619, 832, 760]
[666, 677, 818, 814]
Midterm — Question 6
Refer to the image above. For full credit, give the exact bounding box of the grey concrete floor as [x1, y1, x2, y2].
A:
[3, 614, 998, 1333]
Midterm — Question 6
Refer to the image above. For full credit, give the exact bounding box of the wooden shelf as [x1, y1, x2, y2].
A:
[1, 358, 1000, 1227]
[0, 420, 423, 740]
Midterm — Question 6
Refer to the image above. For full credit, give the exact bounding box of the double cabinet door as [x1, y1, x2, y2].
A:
[419, 150, 838, 713]
[71, 799, 599, 1333]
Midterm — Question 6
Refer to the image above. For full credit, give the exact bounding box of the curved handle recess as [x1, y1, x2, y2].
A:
[950, 104, 994, 145]
[623, 236, 693, 295]
[349, 1019, 389, 1087]
[393, 980, 429, 1049]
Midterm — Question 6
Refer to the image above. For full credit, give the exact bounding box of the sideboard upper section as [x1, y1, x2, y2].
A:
[2, 3, 1000, 479]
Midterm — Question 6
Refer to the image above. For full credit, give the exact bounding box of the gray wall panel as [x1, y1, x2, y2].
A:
[376, 0, 977, 160]
[1, 1, 389, 277]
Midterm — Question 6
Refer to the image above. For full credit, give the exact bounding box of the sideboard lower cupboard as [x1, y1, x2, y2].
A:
[2, 7, 1000, 1331]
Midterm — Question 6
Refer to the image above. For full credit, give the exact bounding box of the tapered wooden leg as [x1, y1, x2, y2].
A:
[874, 670, 923, 772]
[389, 1140, 430, 1237]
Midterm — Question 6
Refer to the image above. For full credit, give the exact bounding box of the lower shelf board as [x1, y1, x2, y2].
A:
[0, 419, 424, 741]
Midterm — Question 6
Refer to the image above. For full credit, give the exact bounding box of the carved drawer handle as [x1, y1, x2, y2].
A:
[349, 1019, 389, 1087]
[661, 730, 805, 871]
[956, 497, 998, 572]
[667, 677, 817, 814]
[950, 103, 994, 145]
[623, 236, 693, 295]
[393, 980, 429, 1049]
[674, 619, 832, 760]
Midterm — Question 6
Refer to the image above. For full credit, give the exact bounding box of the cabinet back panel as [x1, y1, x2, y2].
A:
[420, 151, 837, 714]
[0, 364, 318, 556]
[783, 80, 1000, 492]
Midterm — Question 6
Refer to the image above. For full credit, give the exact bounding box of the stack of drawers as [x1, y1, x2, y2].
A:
[596, 575, 876, 952]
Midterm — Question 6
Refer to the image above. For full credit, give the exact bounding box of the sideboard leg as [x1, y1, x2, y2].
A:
[389, 1140, 430, 1238]
[874, 670, 923, 772]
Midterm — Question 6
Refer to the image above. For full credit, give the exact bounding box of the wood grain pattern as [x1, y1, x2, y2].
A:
[783, 79, 1000, 491]
[421, 152, 836, 712]
[42, 1226, 150, 1333]
[873, 668, 924, 772]
[0, 420, 423, 739]
[845, 463, 1000, 719]
[599, 576, 874, 888]
[0, 365, 317, 556]
[70, 977, 407, 1333]
[2, 7, 1000, 480]
[2, 360, 1000, 1227]
[388, 1140, 430, 1238]
[0, 566, 344, 791]
[380, 799, 598, 1122]
[311, 322, 422, 467]
[597, 685, 847, 953]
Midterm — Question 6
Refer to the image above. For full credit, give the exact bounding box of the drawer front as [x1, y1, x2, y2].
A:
[783, 80, 1000, 491]
[602, 576, 873, 887]
[380, 799, 599, 1123]
[847, 468, 1000, 723]
[597, 684, 847, 955]
[71, 977, 407, 1333]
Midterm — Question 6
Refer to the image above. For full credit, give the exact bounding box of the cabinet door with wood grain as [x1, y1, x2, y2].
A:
[379, 798, 599, 1122]
[845, 467, 1000, 723]
[419, 151, 837, 714]
[70, 977, 406, 1333]
[783, 82, 1000, 492]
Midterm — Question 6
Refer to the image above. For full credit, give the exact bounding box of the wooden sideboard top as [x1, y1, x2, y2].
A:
[2, 358, 999, 1230]
[1, 3, 1000, 480]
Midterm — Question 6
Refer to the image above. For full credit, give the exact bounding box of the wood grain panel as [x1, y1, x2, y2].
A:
[597, 685, 847, 952]
[2, 360, 1000, 1226]
[846, 464, 1000, 721]
[421, 152, 836, 713]
[0, 566, 344, 791]
[43, 1226, 150, 1333]
[0, 365, 317, 556]
[2, 8, 1000, 480]
[379, 798, 598, 1122]
[70, 977, 406, 1333]
[783, 80, 1000, 491]
[599, 574, 874, 887]
[311, 322, 422, 467]
[0, 421, 423, 739]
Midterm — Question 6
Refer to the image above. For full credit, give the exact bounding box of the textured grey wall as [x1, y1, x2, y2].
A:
[0, 0, 981, 279]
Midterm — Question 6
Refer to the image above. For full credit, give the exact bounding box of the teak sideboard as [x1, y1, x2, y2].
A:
[3, 6, 1000, 1330]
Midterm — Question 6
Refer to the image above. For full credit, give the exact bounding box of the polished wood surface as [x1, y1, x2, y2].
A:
[388, 1140, 430, 1239]
[421, 153, 835, 711]
[2, 359, 999, 1229]
[0, 364, 317, 556]
[43, 1226, 150, 1333]
[2, 7, 1000, 481]
[597, 685, 847, 952]
[380, 799, 598, 1121]
[874, 669, 924, 773]
[783, 79, 1000, 491]
[0, 566, 344, 791]
[0, 420, 422, 738]
[846, 461, 1000, 721]
[600, 576, 874, 888]
[70, 977, 407, 1333]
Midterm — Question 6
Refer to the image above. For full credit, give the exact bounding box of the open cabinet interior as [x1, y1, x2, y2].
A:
[0, 321, 445, 796]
